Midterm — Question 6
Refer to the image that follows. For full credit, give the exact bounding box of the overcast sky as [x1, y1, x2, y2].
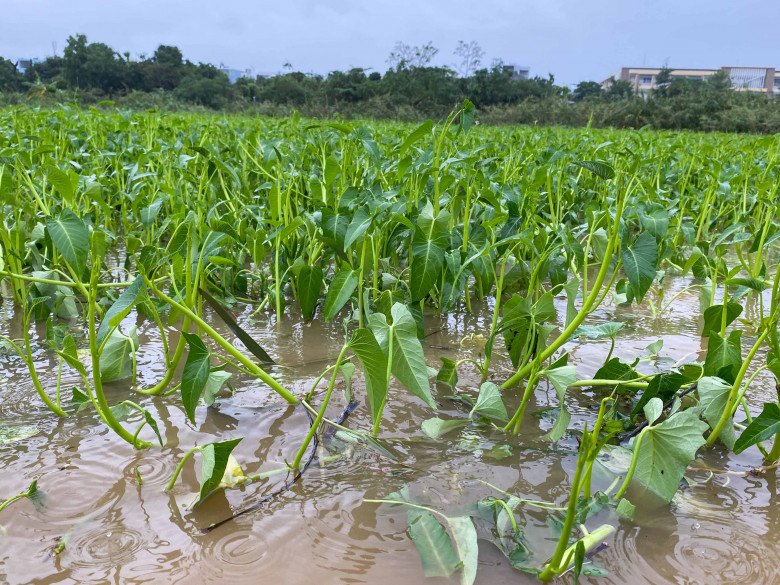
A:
[2, 0, 777, 85]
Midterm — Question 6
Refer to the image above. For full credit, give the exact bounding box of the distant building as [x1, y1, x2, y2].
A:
[602, 66, 779, 97]
[218, 65, 253, 84]
[14, 57, 42, 75]
[503, 64, 530, 80]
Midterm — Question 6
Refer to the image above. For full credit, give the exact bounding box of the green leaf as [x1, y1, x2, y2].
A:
[633, 372, 685, 415]
[563, 277, 580, 327]
[410, 202, 449, 302]
[46, 210, 89, 275]
[0, 424, 39, 445]
[621, 232, 658, 303]
[348, 328, 389, 426]
[593, 357, 639, 393]
[639, 209, 670, 239]
[572, 322, 625, 340]
[47, 165, 76, 199]
[399, 119, 433, 156]
[57, 334, 87, 376]
[573, 159, 615, 180]
[545, 406, 571, 442]
[140, 197, 164, 226]
[142, 409, 164, 447]
[615, 498, 635, 520]
[97, 276, 145, 346]
[447, 515, 478, 585]
[633, 410, 708, 502]
[725, 277, 769, 292]
[369, 303, 436, 409]
[99, 327, 138, 382]
[203, 370, 233, 407]
[323, 269, 359, 321]
[421, 417, 468, 439]
[734, 403, 780, 454]
[470, 382, 507, 422]
[697, 376, 737, 449]
[543, 365, 576, 401]
[643, 397, 663, 426]
[181, 332, 211, 425]
[297, 265, 323, 321]
[704, 330, 742, 383]
[196, 438, 242, 506]
[436, 357, 458, 388]
[459, 99, 476, 134]
[343, 206, 373, 249]
[701, 301, 743, 337]
[407, 509, 460, 579]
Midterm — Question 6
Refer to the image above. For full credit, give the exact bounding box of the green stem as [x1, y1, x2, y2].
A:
[767, 435, 780, 463]
[0, 493, 26, 514]
[4, 331, 67, 417]
[165, 445, 202, 491]
[82, 272, 149, 448]
[292, 343, 348, 469]
[707, 329, 769, 446]
[502, 190, 626, 390]
[372, 326, 394, 436]
[539, 435, 589, 581]
[137, 316, 191, 396]
[614, 426, 650, 500]
[146, 278, 297, 404]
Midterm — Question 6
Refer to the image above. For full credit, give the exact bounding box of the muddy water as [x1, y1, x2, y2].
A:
[1, 276, 778, 585]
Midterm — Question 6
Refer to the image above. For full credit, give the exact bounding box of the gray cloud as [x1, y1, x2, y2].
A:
[1, 0, 777, 84]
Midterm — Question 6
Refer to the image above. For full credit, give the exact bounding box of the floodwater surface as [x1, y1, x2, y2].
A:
[1, 276, 778, 584]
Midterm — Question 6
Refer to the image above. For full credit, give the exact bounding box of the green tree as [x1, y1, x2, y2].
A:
[174, 64, 232, 108]
[572, 81, 603, 102]
[63, 34, 126, 92]
[605, 77, 635, 100]
[0, 58, 21, 91]
[324, 68, 375, 103]
[22, 56, 64, 86]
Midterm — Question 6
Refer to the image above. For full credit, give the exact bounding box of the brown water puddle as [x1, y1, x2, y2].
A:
[0, 276, 778, 584]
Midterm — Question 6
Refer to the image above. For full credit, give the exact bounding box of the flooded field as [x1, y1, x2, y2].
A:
[2, 275, 778, 585]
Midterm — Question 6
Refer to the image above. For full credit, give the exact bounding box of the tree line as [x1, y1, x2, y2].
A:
[1, 35, 778, 133]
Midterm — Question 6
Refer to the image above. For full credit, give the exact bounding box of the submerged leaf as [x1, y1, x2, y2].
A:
[407, 509, 460, 578]
[572, 322, 625, 340]
[632, 410, 708, 502]
[0, 424, 39, 445]
[421, 417, 468, 440]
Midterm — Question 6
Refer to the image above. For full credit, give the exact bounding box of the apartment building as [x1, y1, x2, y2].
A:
[602, 66, 779, 97]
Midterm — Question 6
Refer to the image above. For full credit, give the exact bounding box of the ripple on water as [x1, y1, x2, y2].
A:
[125, 452, 178, 487]
[68, 525, 147, 568]
[669, 529, 773, 584]
[194, 525, 269, 581]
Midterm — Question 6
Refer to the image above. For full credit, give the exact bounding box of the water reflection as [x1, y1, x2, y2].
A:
[0, 277, 778, 584]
